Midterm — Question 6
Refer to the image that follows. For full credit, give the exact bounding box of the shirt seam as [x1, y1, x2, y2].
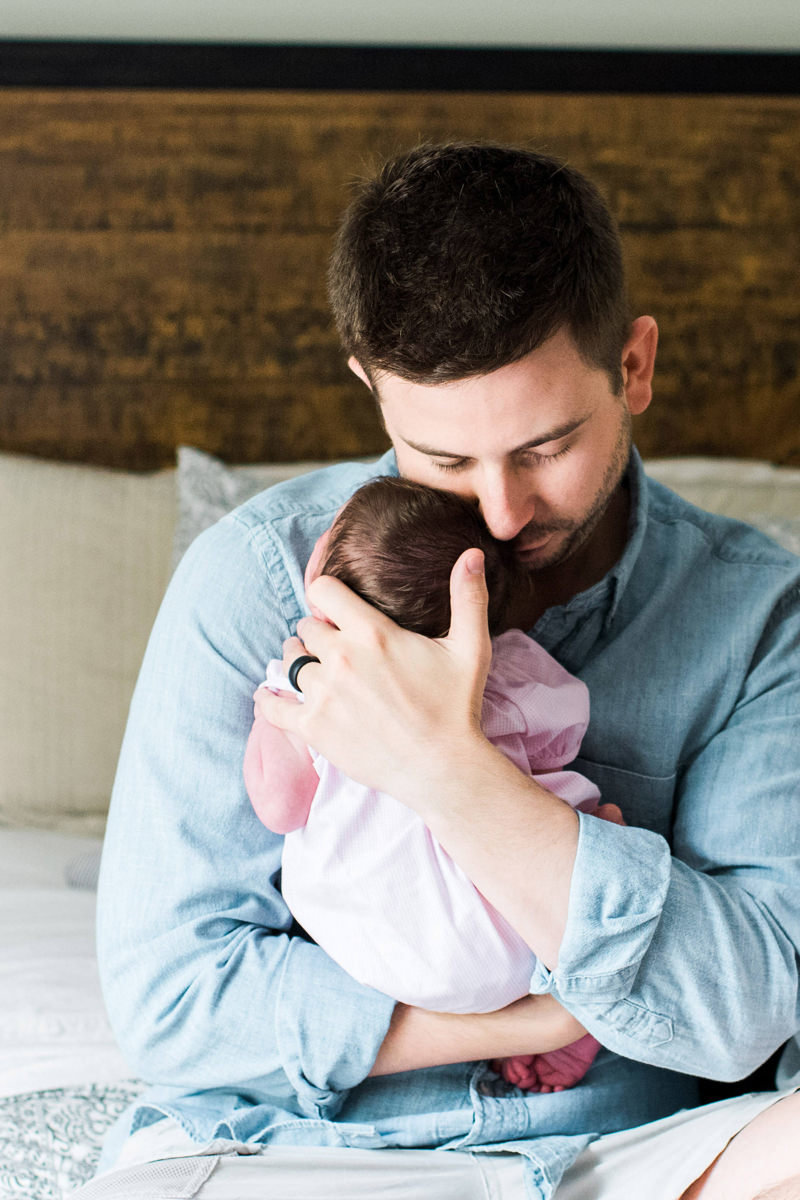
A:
[647, 509, 800, 572]
[229, 509, 313, 632]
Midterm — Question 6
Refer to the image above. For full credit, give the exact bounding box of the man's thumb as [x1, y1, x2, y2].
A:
[447, 548, 492, 657]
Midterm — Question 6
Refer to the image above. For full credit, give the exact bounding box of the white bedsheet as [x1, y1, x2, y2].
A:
[0, 829, 131, 1099]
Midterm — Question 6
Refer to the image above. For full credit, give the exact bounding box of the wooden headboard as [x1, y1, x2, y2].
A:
[1, 44, 798, 468]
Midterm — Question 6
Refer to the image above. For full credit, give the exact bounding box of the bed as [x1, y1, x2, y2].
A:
[0, 41, 798, 1197]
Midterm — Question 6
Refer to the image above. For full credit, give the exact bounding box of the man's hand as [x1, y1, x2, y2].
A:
[255, 547, 493, 809]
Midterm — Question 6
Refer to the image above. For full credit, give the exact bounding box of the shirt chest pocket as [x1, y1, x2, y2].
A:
[572, 758, 677, 839]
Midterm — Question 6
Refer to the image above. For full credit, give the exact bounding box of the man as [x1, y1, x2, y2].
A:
[85, 144, 800, 1200]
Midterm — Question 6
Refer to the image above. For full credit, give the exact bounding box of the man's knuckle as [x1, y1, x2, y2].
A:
[361, 624, 387, 653]
[326, 648, 349, 678]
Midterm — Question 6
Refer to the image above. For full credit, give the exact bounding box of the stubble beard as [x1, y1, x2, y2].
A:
[519, 411, 633, 574]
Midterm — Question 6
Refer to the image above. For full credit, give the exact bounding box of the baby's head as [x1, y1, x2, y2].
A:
[309, 476, 520, 638]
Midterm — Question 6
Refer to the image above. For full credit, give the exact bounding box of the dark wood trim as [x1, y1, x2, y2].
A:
[0, 39, 798, 94]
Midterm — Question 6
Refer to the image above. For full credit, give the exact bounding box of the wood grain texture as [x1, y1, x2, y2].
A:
[0, 90, 797, 468]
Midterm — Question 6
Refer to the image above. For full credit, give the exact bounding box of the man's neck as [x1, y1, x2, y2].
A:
[508, 485, 631, 630]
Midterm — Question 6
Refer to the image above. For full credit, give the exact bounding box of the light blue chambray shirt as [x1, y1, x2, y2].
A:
[96, 449, 800, 1198]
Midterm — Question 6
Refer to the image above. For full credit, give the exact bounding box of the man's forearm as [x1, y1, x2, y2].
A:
[400, 738, 581, 970]
[370, 994, 586, 1077]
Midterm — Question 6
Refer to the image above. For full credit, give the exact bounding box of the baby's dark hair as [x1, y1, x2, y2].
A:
[318, 476, 521, 638]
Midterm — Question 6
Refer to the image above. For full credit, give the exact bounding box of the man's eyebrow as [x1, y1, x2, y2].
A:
[401, 415, 590, 459]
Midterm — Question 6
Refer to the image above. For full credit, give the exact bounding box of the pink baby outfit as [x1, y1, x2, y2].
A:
[245, 628, 600, 1014]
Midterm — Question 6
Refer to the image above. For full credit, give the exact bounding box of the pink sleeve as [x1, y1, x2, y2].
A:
[484, 631, 591, 762]
[483, 629, 601, 812]
[243, 708, 319, 834]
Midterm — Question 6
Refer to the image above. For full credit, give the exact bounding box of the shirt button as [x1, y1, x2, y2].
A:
[477, 1075, 515, 1097]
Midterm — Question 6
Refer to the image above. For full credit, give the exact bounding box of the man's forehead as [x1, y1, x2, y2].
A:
[376, 378, 599, 457]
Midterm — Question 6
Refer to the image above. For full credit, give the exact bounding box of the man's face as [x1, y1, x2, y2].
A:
[358, 325, 653, 574]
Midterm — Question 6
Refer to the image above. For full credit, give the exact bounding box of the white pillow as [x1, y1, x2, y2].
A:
[0, 453, 175, 833]
[171, 445, 341, 569]
[645, 457, 800, 522]
[645, 458, 800, 555]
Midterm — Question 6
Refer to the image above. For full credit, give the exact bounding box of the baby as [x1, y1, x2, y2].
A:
[245, 476, 623, 1092]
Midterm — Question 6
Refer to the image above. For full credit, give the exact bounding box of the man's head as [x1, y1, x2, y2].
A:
[328, 143, 657, 585]
[328, 141, 630, 391]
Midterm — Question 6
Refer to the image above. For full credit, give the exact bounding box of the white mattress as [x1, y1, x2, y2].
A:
[0, 829, 130, 1099]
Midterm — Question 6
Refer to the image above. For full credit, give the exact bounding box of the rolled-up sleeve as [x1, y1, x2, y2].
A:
[97, 507, 395, 1118]
[532, 584, 800, 1081]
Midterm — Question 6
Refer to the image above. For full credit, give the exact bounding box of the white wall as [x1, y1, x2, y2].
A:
[1, 0, 799, 51]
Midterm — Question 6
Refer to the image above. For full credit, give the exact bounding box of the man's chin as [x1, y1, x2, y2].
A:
[515, 532, 573, 571]
[517, 517, 604, 574]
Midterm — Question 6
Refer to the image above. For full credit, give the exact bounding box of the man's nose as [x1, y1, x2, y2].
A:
[475, 476, 536, 542]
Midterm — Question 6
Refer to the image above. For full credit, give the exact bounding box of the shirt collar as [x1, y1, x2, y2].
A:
[533, 446, 649, 635]
[605, 445, 649, 625]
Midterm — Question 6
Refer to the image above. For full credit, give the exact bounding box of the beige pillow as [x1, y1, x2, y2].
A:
[0, 453, 175, 833]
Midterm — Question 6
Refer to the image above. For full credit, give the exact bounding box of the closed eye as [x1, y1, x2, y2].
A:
[433, 458, 469, 473]
[520, 444, 573, 465]
[433, 443, 573, 473]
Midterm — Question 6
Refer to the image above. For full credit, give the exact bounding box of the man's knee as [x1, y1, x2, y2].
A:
[682, 1093, 800, 1200]
[752, 1175, 800, 1200]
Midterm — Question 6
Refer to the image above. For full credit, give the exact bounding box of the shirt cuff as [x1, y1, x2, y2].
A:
[530, 810, 672, 1002]
[276, 935, 396, 1119]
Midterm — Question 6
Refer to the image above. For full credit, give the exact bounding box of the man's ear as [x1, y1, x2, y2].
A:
[348, 356, 373, 390]
[621, 316, 658, 416]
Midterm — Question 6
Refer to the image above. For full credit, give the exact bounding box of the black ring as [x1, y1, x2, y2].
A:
[287, 654, 320, 693]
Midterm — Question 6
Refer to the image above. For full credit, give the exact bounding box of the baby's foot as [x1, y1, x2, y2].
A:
[491, 1034, 600, 1094]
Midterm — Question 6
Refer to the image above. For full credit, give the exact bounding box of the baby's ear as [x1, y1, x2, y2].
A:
[304, 528, 333, 592]
[305, 529, 338, 625]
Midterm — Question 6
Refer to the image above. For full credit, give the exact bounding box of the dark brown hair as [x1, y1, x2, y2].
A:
[318, 476, 521, 638]
[328, 141, 630, 390]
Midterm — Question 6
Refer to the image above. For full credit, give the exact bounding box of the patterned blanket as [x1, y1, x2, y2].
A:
[0, 1081, 144, 1199]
